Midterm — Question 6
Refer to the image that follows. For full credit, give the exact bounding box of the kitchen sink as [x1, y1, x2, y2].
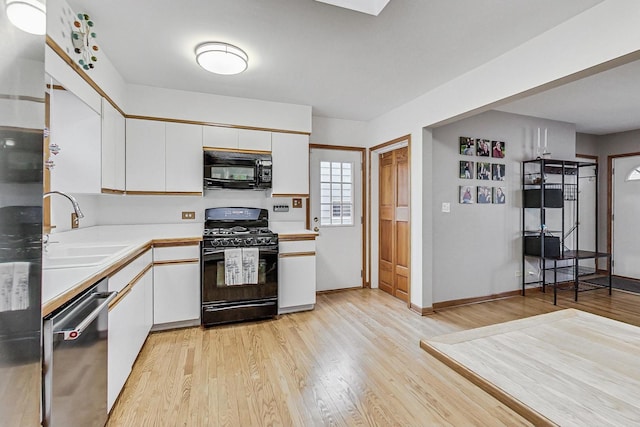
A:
[43, 244, 130, 269]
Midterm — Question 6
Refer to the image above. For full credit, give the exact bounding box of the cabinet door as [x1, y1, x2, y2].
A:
[125, 119, 165, 192]
[114, 109, 126, 191]
[143, 267, 154, 336]
[101, 99, 116, 191]
[101, 99, 126, 192]
[50, 89, 102, 194]
[238, 129, 271, 152]
[108, 288, 137, 411]
[153, 262, 200, 324]
[278, 254, 316, 311]
[202, 126, 238, 149]
[165, 122, 203, 193]
[107, 266, 152, 412]
[271, 133, 309, 196]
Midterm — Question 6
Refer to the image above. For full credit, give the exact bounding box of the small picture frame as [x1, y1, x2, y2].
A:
[492, 163, 505, 181]
[459, 137, 475, 156]
[459, 161, 474, 179]
[459, 186, 475, 204]
[477, 186, 492, 204]
[492, 140, 505, 158]
[493, 187, 506, 204]
[477, 162, 491, 180]
[476, 139, 491, 157]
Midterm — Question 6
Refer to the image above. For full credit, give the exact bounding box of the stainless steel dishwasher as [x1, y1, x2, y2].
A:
[43, 278, 116, 427]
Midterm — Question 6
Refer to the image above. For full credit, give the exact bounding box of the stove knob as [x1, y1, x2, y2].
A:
[245, 238, 254, 245]
[234, 238, 243, 246]
[211, 239, 220, 247]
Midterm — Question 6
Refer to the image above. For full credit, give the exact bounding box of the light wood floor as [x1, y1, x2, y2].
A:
[106, 287, 640, 426]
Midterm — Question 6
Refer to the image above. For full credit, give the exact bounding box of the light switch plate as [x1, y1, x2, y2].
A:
[292, 198, 303, 208]
[441, 202, 450, 213]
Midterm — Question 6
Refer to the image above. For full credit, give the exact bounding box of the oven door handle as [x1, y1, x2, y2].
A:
[202, 247, 279, 257]
[204, 301, 276, 312]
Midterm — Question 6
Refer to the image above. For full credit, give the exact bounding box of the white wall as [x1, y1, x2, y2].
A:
[46, 0, 127, 108]
[126, 84, 311, 133]
[431, 111, 575, 302]
[311, 117, 367, 147]
[93, 192, 306, 228]
[366, 0, 640, 309]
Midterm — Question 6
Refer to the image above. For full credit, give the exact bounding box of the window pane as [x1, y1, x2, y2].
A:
[318, 160, 355, 227]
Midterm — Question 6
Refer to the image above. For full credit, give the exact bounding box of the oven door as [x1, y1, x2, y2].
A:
[201, 245, 278, 325]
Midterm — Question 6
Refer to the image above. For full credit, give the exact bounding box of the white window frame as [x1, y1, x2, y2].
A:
[319, 161, 354, 227]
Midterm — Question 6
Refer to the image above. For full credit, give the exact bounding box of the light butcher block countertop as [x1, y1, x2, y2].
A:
[42, 223, 317, 317]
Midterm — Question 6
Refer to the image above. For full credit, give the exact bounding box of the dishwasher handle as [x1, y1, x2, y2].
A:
[55, 291, 117, 341]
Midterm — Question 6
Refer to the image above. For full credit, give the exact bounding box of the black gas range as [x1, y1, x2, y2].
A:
[201, 207, 279, 326]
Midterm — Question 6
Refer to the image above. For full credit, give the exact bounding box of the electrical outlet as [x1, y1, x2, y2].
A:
[273, 205, 289, 212]
[71, 213, 79, 229]
[182, 211, 196, 220]
[292, 198, 303, 208]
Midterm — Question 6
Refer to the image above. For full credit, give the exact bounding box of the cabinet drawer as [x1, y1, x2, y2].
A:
[279, 240, 316, 254]
[109, 249, 152, 293]
[153, 244, 200, 262]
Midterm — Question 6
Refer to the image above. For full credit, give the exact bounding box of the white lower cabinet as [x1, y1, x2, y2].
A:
[278, 239, 316, 313]
[107, 263, 153, 411]
[153, 245, 201, 326]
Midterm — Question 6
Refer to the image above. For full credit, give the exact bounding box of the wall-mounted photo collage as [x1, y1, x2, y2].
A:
[458, 137, 506, 205]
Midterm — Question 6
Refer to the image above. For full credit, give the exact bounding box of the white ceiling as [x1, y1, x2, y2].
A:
[495, 58, 640, 136]
[65, 0, 603, 122]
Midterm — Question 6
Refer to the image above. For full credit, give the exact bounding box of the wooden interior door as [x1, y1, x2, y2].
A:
[378, 147, 410, 302]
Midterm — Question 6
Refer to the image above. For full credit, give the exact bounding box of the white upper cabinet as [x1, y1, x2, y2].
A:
[202, 126, 237, 149]
[165, 122, 203, 193]
[238, 129, 271, 151]
[126, 119, 203, 194]
[271, 133, 309, 196]
[125, 119, 166, 192]
[203, 126, 271, 151]
[101, 98, 125, 192]
[49, 87, 102, 194]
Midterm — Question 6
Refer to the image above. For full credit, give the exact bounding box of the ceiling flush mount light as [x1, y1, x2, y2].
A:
[195, 42, 248, 75]
[5, 0, 46, 35]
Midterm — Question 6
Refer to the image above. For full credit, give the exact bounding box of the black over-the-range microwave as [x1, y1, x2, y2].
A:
[203, 150, 272, 190]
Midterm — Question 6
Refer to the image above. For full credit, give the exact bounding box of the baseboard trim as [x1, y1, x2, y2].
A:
[433, 290, 522, 310]
[410, 303, 435, 316]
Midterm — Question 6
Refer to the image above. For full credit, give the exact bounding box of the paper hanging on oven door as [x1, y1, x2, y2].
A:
[0, 262, 14, 312]
[242, 248, 259, 285]
[224, 248, 243, 286]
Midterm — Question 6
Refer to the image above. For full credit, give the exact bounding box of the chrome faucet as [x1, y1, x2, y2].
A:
[43, 191, 85, 218]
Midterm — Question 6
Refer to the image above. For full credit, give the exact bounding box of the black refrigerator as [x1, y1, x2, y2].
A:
[0, 4, 45, 426]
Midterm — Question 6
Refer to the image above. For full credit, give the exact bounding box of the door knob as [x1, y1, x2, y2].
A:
[313, 217, 319, 223]
[313, 226, 319, 232]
